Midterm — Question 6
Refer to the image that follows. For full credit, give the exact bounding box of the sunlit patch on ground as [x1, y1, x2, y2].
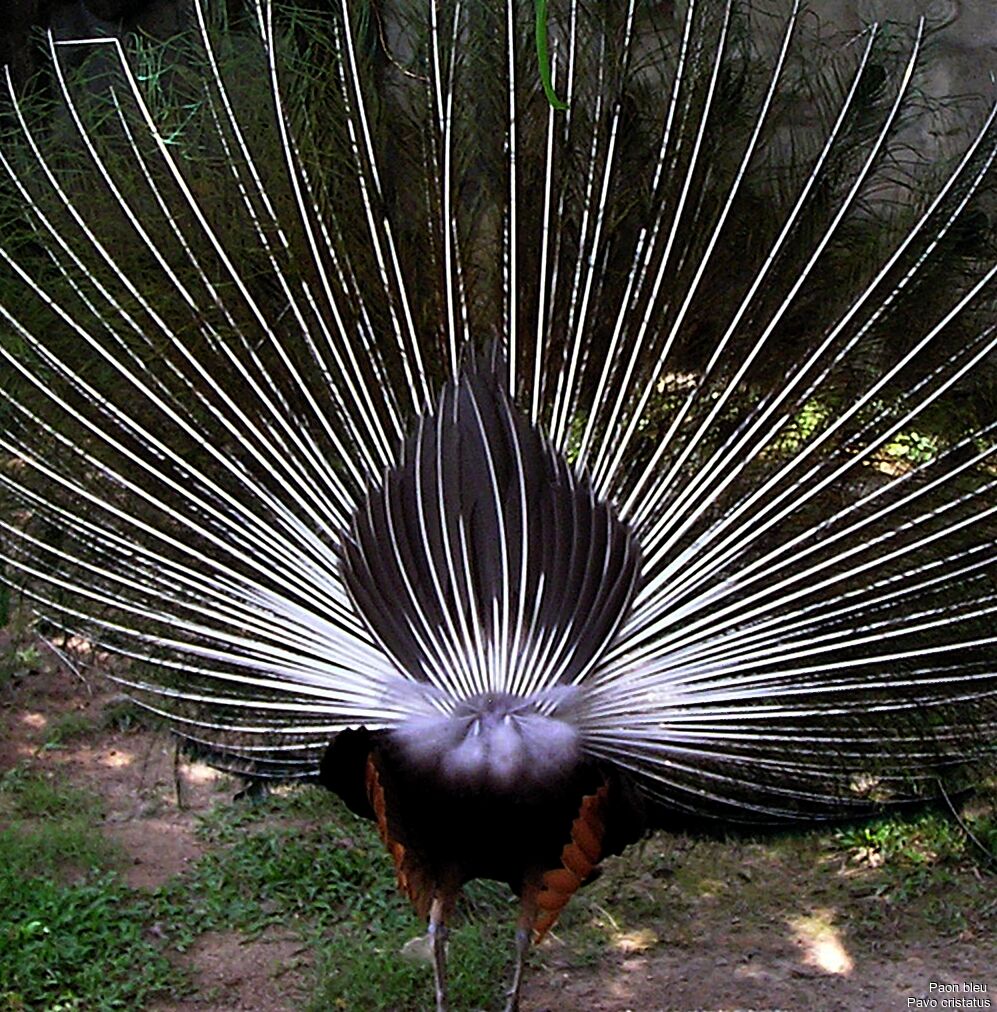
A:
[788, 909, 854, 975]
[184, 761, 225, 785]
[92, 747, 134, 768]
[613, 927, 659, 953]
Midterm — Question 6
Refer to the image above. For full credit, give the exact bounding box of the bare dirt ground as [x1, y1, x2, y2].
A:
[2, 650, 994, 1012]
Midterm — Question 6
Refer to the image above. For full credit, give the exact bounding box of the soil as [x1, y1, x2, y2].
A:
[1, 651, 994, 1012]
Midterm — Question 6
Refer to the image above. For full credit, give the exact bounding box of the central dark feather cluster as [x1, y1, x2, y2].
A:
[339, 363, 641, 791]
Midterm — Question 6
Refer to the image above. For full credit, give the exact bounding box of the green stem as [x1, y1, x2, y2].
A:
[535, 0, 567, 110]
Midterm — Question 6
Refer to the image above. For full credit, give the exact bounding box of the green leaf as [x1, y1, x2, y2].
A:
[535, 0, 567, 111]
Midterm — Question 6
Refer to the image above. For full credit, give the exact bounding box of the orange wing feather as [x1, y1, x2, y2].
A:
[533, 784, 610, 939]
[365, 756, 433, 918]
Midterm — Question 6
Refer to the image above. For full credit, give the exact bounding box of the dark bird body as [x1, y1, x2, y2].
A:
[325, 726, 632, 1007]
[324, 726, 641, 919]
[0, 1, 996, 1008]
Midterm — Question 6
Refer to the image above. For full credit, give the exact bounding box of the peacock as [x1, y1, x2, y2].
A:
[1, 1, 996, 1009]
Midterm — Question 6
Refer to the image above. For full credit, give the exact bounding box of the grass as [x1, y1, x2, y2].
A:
[0, 643, 40, 693]
[0, 873, 177, 1012]
[2, 787, 994, 1011]
[0, 767, 175, 1011]
[163, 787, 516, 1008]
[834, 804, 997, 874]
[309, 917, 513, 1012]
[0, 749, 515, 1011]
[830, 804, 997, 921]
[835, 809, 968, 867]
[1, 765, 987, 1011]
[41, 711, 95, 747]
[0, 764, 100, 821]
[99, 696, 155, 733]
[1, 715, 993, 1012]
[0, 816, 120, 882]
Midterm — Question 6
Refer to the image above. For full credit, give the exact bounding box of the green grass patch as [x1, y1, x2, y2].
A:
[156, 821, 388, 944]
[834, 808, 992, 870]
[0, 762, 173, 1010]
[308, 921, 432, 1012]
[11, 778, 513, 1008]
[0, 764, 100, 821]
[42, 711, 95, 747]
[0, 872, 179, 1011]
[309, 917, 513, 1012]
[4, 768, 989, 1011]
[0, 643, 41, 692]
[0, 818, 120, 881]
[155, 788, 515, 1007]
[193, 782, 342, 843]
[825, 805, 996, 935]
[99, 696, 155, 733]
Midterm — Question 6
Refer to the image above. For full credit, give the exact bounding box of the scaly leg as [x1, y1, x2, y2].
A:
[504, 879, 540, 1012]
[429, 894, 450, 1012]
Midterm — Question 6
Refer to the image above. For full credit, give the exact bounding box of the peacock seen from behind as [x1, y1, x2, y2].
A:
[1, 2, 996, 1009]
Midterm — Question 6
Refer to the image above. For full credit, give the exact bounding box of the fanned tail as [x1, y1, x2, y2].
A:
[0, 1, 994, 817]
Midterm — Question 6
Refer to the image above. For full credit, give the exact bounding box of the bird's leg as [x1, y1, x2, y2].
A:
[503, 924, 532, 1012]
[504, 879, 540, 1012]
[428, 893, 451, 1012]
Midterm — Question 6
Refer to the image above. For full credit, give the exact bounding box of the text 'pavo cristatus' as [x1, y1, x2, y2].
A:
[0, 2, 995, 1009]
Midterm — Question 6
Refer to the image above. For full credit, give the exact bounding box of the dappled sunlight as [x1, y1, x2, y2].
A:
[605, 954, 649, 1009]
[184, 762, 224, 785]
[38, 743, 139, 775]
[612, 928, 658, 954]
[658, 371, 698, 392]
[21, 712, 47, 729]
[693, 876, 725, 899]
[61, 635, 96, 656]
[788, 909, 854, 975]
[98, 749, 135, 770]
